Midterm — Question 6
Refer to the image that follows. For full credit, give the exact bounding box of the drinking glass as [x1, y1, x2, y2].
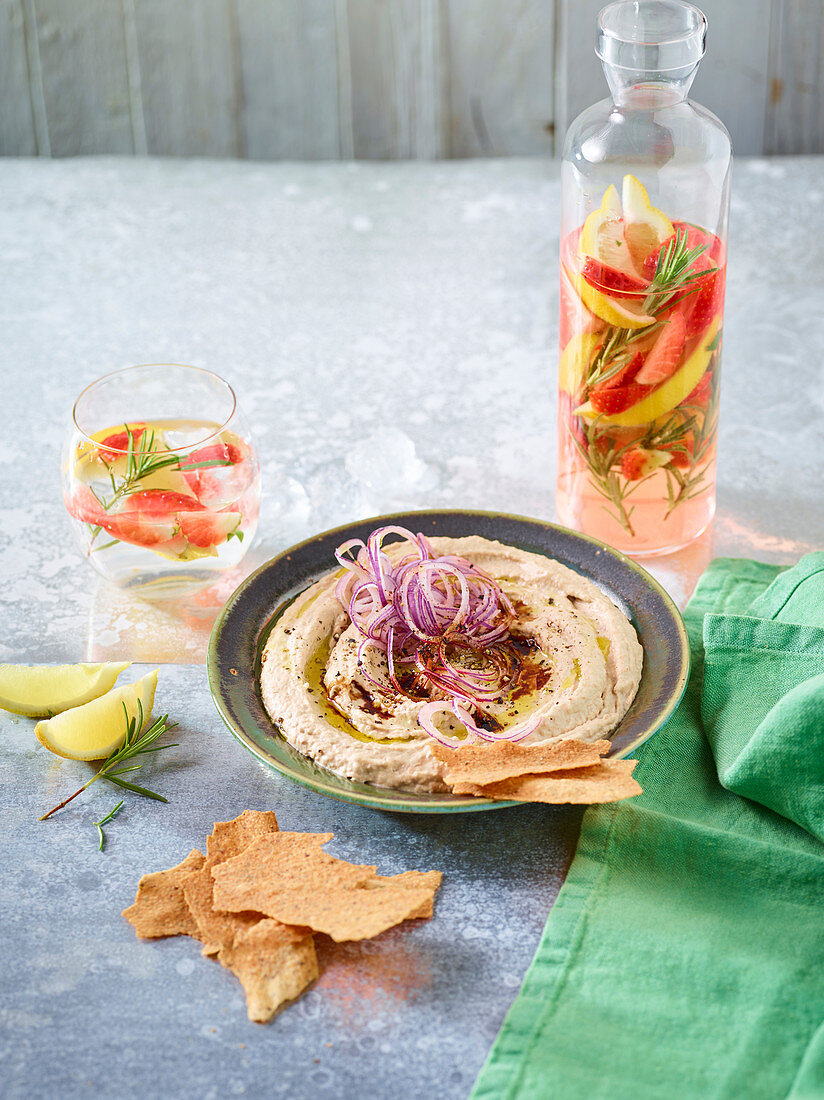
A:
[63, 364, 261, 597]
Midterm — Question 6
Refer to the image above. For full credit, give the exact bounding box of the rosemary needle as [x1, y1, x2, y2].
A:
[94, 800, 124, 851]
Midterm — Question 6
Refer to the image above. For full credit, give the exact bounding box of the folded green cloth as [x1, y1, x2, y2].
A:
[472, 554, 824, 1100]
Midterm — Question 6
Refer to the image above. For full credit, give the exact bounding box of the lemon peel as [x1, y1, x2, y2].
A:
[559, 331, 602, 395]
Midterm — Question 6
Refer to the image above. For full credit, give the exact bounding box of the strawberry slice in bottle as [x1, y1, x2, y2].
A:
[594, 351, 645, 392]
[634, 312, 686, 384]
[589, 381, 651, 415]
[580, 257, 649, 297]
[681, 270, 724, 337]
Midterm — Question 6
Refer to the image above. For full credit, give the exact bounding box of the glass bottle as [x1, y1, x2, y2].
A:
[556, 0, 731, 555]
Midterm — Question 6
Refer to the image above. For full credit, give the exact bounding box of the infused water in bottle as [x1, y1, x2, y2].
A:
[556, 0, 731, 555]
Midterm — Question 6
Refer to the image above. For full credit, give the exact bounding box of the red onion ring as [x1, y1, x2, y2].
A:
[335, 526, 533, 744]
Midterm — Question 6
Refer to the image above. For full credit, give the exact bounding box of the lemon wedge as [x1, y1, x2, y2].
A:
[622, 175, 674, 269]
[0, 661, 131, 717]
[572, 273, 655, 330]
[559, 331, 602, 395]
[579, 184, 622, 256]
[35, 669, 158, 760]
[574, 184, 655, 328]
[577, 317, 721, 427]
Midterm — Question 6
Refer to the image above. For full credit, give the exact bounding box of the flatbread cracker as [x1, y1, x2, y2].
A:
[122, 849, 205, 939]
[454, 759, 641, 803]
[212, 834, 433, 941]
[430, 738, 611, 786]
[183, 810, 282, 955]
[124, 814, 442, 1021]
[182, 862, 263, 957]
[218, 918, 318, 1023]
[362, 870, 443, 920]
[206, 809, 279, 864]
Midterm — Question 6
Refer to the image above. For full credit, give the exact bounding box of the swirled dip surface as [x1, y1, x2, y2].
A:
[260, 537, 643, 793]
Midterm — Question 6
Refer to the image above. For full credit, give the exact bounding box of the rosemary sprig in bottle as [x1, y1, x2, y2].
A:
[584, 228, 717, 390]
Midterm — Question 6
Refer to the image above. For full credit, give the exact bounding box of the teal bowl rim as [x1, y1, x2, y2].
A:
[207, 509, 690, 814]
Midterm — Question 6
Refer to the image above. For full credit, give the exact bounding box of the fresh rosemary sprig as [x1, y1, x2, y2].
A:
[94, 799, 124, 851]
[96, 424, 231, 513]
[39, 701, 178, 821]
[643, 228, 717, 316]
[663, 347, 722, 516]
[583, 229, 717, 392]
[571, 422, 643, 535]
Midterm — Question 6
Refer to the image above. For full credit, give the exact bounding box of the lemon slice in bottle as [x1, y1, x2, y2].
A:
[575, 183, 655, 329]
[0, 661, 131, 717]
[559, 331, 603, 395]
[34, 669, 158, 760]
[621, 174, 674, 269]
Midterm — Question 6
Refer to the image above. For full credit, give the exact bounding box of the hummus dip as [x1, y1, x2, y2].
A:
[260, 536, 643, 794]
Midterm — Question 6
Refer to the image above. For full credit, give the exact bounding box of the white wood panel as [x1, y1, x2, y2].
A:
[445, 0, 554, 157]
[765, 0, 824, 154]
[692, 0, 772, 154]
[342, 0, 445, 159]
[0, 0, 36, 154]
[32, 0, 134, 155]
[235, 0, 340, 159]
[556, 0, 772, 156]
[133, 0, 240, 157]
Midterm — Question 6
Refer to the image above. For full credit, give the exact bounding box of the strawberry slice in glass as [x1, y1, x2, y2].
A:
[183, 436, 253, 508]
[178, 510, 242, 548]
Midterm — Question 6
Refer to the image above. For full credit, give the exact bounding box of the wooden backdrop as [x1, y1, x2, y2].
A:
[1, 0, 821, 158]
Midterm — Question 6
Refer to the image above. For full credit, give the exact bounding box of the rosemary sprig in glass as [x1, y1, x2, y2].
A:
[96, 424, 231, 513]
[84, 424, 232, 546]
[39, 701, 178, 821]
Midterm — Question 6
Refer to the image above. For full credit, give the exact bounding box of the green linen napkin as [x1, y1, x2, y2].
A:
[472, 554, 824, 1100]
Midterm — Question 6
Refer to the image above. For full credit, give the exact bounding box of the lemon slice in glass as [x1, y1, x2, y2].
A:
[0, 661, 131, 717]
[35, 669, 158, 760]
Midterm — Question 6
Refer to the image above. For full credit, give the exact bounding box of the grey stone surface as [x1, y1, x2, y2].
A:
[0, 156, 822, 1098]
[0, 157, 821, 663]
[0, 665, 580, 1100]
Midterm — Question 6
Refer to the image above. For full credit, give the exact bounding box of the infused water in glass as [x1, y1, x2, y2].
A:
[63, 364, 260, 597]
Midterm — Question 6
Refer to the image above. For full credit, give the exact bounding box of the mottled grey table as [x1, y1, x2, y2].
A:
[0, 157, 821, 1099]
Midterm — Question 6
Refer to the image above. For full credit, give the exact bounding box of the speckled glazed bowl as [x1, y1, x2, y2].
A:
[207, 510, 690, 813]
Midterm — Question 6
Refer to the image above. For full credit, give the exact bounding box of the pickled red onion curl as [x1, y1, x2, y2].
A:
[334, 526, 540, 745]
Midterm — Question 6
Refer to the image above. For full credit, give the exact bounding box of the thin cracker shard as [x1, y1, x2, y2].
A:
[122, 848, 205, 939]
[362, 870, 443, 920]
[206, 809, 279, 864]
[190, 808, 282, 954]
[182, 861, 264, 957]
[218, 918, 318, 1023]
[430, 738, 612, 787]
[211, 834, 433, 942]
[453, 759, 642, 803]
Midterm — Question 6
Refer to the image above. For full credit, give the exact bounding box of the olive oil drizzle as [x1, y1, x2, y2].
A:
[305, 634, 412, 746]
